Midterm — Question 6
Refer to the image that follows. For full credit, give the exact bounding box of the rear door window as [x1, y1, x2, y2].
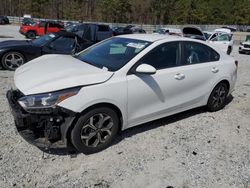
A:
[182, 41, 220, 65]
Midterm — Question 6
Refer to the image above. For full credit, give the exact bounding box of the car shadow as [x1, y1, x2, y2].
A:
[38, 94, 234, 157]
[114, 94, 233, 143]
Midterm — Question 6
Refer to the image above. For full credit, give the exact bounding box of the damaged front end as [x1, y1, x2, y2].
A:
[6, 89, 77, 150]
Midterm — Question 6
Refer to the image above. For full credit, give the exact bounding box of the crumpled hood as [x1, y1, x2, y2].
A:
[14, 54, 114, 95]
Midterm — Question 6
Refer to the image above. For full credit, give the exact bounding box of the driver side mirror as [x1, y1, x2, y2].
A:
[135, 64, 156, 75]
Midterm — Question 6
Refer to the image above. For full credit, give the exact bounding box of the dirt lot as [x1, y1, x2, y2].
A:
[0, 25, 250, 188]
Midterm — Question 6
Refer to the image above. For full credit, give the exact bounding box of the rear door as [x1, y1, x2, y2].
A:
[47, 22, 58, 33]
[36, 21, 46, 35]
[177, 41, 221, 109]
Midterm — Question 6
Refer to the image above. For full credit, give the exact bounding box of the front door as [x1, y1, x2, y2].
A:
[127, 42, 184, 127]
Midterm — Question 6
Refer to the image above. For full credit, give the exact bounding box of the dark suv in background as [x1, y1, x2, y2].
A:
[66, 23, 113, 42]
[0, 16, 9, 25]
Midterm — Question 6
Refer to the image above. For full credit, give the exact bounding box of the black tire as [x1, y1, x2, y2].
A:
[207, 82, 229, 112]
[227, 46, 232, 55]
[26, 31, 36, 39]
[1, 51, 25, 71]
[239, 51, 244, 54]
[71, 107, 119, 154]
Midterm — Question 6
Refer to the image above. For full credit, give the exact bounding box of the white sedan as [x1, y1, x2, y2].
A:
[7, 34, 238, 154]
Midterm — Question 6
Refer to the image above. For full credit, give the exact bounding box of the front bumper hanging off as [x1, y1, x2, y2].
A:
[6, 89, 76, 149]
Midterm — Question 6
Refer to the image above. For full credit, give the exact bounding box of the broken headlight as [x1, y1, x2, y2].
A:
[18, 87, 80, 110]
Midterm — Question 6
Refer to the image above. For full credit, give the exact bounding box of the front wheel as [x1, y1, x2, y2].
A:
[2, 52, 25, 71]
[207, 82, 229, 112]
[71, 107, 119, 154]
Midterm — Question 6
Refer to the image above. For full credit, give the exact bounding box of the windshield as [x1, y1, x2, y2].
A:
[76, 37, 151, 71]
[32, 33, 57, 46]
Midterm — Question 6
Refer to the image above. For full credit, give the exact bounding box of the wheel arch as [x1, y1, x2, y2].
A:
[25, 30, 37, 38]
[26, 30, 36, 34]
[65, 102, 124, 145]
[207, 79, 231, 103]
[216, 79, 230, 90]
[1, 50, 27, 69]
[1, 50, 27, 62]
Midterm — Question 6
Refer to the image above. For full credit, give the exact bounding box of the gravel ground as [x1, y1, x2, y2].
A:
[0, 25, 25, 42]
[0, 25, 250, 188]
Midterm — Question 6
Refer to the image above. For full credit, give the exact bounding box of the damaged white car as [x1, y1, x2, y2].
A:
[7, 34, 237, 154]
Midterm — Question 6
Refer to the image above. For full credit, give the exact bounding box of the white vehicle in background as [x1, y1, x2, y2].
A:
[207, 29, 234, 55]
[182, 26, 234, 55]
[7, 34, 237, 154]
[239, 36, 250, 54]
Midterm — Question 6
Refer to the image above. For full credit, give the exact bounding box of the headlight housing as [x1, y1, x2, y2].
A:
[18, 87, 81, 112]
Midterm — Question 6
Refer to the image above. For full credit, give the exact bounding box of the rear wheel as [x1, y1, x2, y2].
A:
[227, 46, 232, 55]
[26, 31, 36, 39]
[71, 107, 119, 154]
[207, 82, 229, 112]
[2, 52, 25, 71]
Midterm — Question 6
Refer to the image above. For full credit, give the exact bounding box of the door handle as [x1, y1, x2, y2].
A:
[212, 67, 219, 73]
[174, 73, 185, 80]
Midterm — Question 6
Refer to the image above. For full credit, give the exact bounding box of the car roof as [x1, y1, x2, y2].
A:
[116, 34, 184, 42]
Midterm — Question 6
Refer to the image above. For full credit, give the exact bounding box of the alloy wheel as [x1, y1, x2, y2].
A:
[2, 52, 24, 70]
[210, 84, 227, 108]
[80, 113, 113, 147]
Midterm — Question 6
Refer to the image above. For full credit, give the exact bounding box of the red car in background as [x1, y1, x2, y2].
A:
[19, 21, 64, 39]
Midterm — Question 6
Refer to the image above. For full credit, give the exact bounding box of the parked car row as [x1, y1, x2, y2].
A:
[1, 23, 242, 71]
[155, 26, 234, 55]
[112, 25, 146, 35]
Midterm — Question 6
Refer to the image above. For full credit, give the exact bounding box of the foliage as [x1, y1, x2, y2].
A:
[0, 0, 249, 25]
